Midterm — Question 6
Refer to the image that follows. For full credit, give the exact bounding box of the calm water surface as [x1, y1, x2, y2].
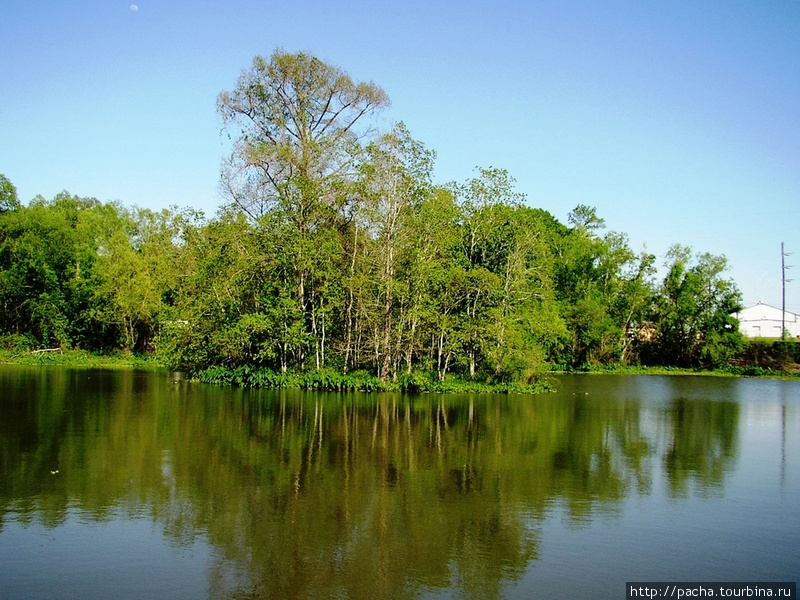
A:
[0, 366, 798, 599]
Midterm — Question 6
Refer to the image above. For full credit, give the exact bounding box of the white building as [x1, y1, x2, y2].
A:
[734, 302, 800, 338]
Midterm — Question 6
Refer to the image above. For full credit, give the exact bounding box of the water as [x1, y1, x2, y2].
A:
[0, 367, 797, 599]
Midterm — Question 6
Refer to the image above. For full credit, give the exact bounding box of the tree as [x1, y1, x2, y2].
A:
[93, 206, 194, 352]
[651, 245, 743, 367]
[480, 205, 568, 380]
[616, 247, 657, 364]
[0, 191, 119, 349]
[567, 204, 605, 231]
[154, 212, 269, 370]
[451, 168, 524, 378]
[556, 207, 620, 365]
[218, 48, 389, 370]
[0, 174, 19, 213]
[550, 205, 661, 367]
[392, 186, 462, 377]
[218, 48, 389, 227]
[355, 123, 435, 378]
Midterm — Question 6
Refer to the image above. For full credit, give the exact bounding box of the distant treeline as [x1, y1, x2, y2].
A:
[0, 50, 745, 385]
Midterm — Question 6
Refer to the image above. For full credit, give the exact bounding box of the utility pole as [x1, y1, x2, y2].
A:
[781, 242, 792, 340]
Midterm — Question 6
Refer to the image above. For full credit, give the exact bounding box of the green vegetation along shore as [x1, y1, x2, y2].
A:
[0, 348, 160, 370]
[2, 341, 798, 394]
[2, 49, 795, 392]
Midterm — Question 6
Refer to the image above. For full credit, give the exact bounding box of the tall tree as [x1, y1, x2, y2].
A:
[218, 48, 389, 370]
[393, 186, 461, 377]
[218, 49, 389, 226]
[356, 123, 435, 378]
[451, 168, 523, 377]
[481, 205, 568, 380]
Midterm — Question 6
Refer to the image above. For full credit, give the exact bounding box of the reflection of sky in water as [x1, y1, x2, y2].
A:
[0, 515, 212, 600]
[739, 403, 798, 502]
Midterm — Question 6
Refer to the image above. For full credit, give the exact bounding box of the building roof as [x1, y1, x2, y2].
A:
[736, 301, 799, 320]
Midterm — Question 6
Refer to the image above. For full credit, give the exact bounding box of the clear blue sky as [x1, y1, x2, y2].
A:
[2, 0, 798, 311]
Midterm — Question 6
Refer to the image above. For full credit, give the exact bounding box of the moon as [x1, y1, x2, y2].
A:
[130, 4, 139, 10]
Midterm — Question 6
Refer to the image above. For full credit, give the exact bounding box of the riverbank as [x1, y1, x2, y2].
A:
[0, 348, 161, 369]
[558, 363, 800, 379]
[3, 347, 798, 389]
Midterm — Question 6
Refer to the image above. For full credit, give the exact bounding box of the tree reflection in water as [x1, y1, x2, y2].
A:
[0, 368, 743, 599]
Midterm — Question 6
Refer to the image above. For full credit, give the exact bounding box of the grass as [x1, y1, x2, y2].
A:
[550, 363, 800, 379]
[0, 348, 162, 369]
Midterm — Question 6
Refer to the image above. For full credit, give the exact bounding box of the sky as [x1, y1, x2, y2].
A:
[1, 0, 798, 311]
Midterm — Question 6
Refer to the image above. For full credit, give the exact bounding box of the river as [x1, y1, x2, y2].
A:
[0, 366, 797, 599]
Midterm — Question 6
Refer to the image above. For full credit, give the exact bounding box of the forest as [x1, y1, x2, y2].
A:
[0, 50, 744, 389]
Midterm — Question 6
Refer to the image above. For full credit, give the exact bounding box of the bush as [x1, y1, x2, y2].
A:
[194, 366, 552, 394]
[733, 339, 800, 373]
[0, 333, 38, 352]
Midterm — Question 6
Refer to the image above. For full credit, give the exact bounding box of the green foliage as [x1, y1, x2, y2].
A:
[0, 173, 19, 213]
[93, 205, 197, 352]
[0, 55, 757, 386]
[0, 190, 118, 349]
[717, 365, 778, 377]
[195, 365, 551, 393]
[554, 208, 654, 367]
[0, 332, 38, 352]
[0, 168, 749, 385]
[646, 245, 743, 368]
[729, 339, 800, 376]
